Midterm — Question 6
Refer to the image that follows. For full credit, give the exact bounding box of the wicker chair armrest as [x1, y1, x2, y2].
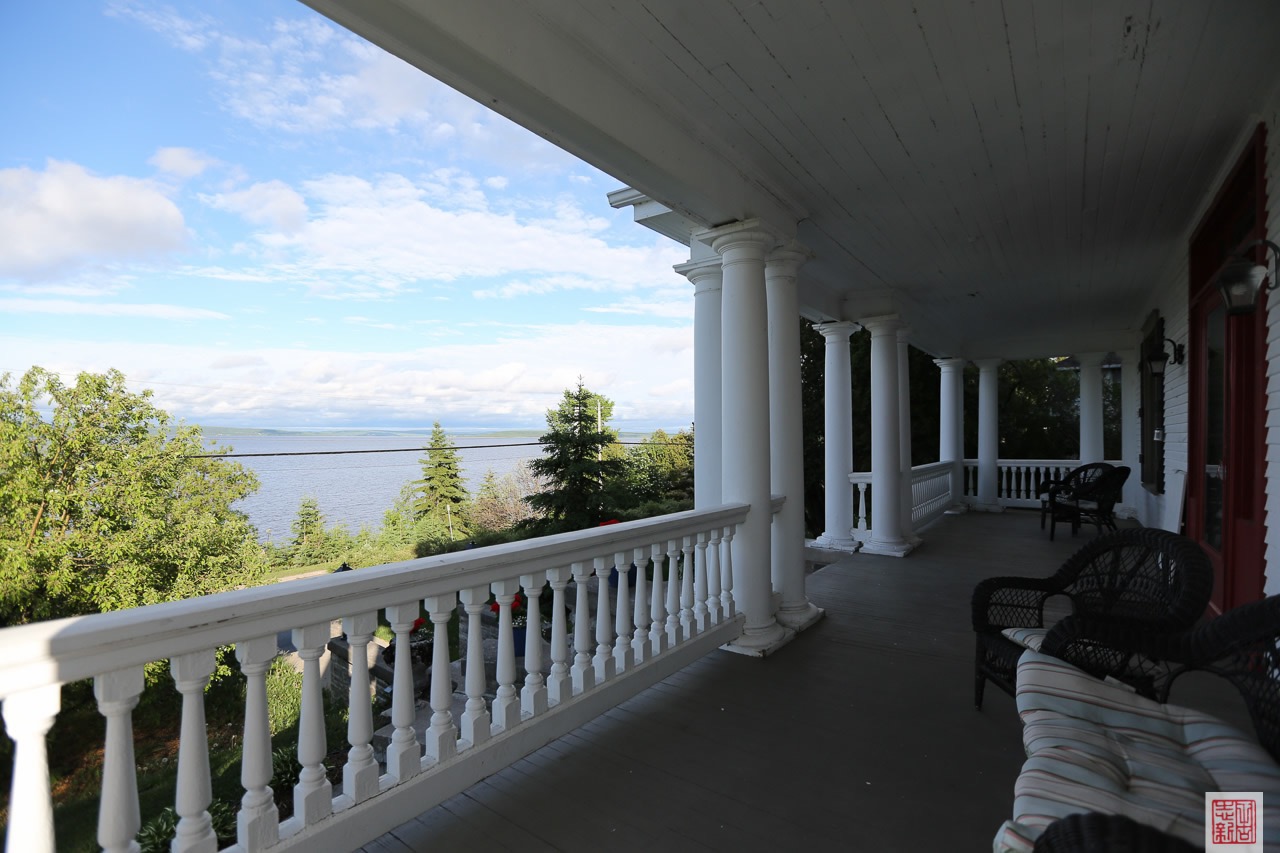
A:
[972, 576, 1056, 631]
[1036, 477, 1065, 497]
[1042, 613, 1195, 661]
[1032, 812, 1200, 852]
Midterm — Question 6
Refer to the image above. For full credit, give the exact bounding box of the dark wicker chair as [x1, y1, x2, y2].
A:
[971, 527, 1213, 709]
[1032, 812, 1200, 853]
[1039, 462, 1113, 540]
[1045, 593, 1280, 758]
[1055, 466, 1132, 540]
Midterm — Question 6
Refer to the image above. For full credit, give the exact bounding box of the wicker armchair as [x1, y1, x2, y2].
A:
[1032, 812, 1200, 853]
[1039, 462, 1113, 541]
[971, 527, 1213, 709]
[1063, 465, 1131, 538]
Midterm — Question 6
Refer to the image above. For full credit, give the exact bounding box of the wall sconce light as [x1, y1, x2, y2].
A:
[1214, 238, 1280, 315]
[1147, 337, 1184, 376]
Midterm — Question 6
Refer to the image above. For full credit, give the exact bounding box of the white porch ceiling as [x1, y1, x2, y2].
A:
[300, 0, 1280, 360]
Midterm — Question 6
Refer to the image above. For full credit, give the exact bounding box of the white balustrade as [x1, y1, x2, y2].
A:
[171, 651, 217, 853]
[423, 594, 459, 759]
[291, 623, 333, 826]
[613, 550, 634, 673]
[340, 615, 379, 806]
[960, 459, 1110, 507]
[235, 637, 279, 850]
[0, 504, 749, 853]
[95, 666, 144, 853]
[849, 473, 872, 541]
[545, 569, 572, 705]
[630, 546, 650, 664]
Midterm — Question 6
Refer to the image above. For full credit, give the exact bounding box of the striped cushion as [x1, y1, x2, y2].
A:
[995, 650, 1280, 850]
[1000, 626, 1048, 651]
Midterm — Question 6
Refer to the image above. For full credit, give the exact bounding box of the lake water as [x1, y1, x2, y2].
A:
[206, 433, 546, 542]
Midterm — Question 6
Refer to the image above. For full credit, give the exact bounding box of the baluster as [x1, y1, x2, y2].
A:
[593, 556, 617, 684]
[855, 482, 870, 532]
[292, 623, 333, 825]
[649, 543, 668, 657]
[613, 550, 634, 673]
[94, 666, 144, 853]
[693, 533, 710, 632]
[458, 586, 491, 746]
[384, 602, 422, 782]
[2, 684, 60, 853]
[631, 546, 650, 663]
[423, 594, 458, 761]
[665, 538, 682, 646]
[171, 650, 217, 853]
[721, 525, 737, 617]
[679, 536, 695, 638]
[520, 573, 548, 718]
[706, 528, 723, 624]
[234, 637, 279, 850]
[341, 614, 379, 805]
[570, 561, 595, 694]
[492, 580, 521, 732]
[546, 568, 572, 704]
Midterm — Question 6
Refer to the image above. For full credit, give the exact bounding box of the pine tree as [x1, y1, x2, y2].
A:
[525, 381, 624, 532]
[290, 496, 329, 566]
[414, 421, 468, 524]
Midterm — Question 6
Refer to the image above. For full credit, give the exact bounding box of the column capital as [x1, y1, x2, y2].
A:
[974, 357, 1003, 371]
[934, 356, 967, 373]
[895, 326, 913, 343]
[858, 313, 903, 337]
[1075, 351, 1108, 368]
[696, 218, 783, 258]
[765, 241, 811, 279]
[674, 255, 724, 290]
[814, 320, 860, 340]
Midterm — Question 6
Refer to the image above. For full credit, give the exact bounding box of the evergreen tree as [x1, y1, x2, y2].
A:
[290, 496, 329, 566]
[525, 381, 624, 532]
[414, 422, 468, 524]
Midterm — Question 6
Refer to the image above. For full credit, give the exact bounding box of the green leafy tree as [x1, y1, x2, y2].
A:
[0, 367, 266, 625]
[525, 381, 623, 532]
[414, 422, 468, 525]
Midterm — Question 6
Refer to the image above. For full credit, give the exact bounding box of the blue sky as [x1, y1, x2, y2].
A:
[0, 1, 693, 430]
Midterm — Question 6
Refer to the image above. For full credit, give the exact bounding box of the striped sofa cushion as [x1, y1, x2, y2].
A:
[992, 650, 1280, 852]
[1000, 626, 1048, 652]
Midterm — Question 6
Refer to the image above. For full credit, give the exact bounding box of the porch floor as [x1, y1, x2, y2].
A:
[358, 511, 1245, 853]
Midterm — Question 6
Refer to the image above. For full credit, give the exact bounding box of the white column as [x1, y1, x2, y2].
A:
[935, 358, 966, 506]
[676, 256, 724, 508]
[976, 358, 1003, 510]
[862, 315, 911, 555]
[766, 245, 823, 630]
[1077, 351, 1106, 463]
[897, 329, 916, 543]
[705, 219, 789, 653]
[815, 321, 860, 549]
[1118, 348, 1140, 514]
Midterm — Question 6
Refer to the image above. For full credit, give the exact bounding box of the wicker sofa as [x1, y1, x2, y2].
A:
[993, 594, 1280, 851]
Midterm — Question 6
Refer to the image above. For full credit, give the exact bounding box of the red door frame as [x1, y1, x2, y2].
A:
[1185, 124, 1269, 614]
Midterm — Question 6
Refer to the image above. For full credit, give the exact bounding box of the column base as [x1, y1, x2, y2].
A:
[814, 533, 860, 552]
[776, 601, 825, 632]
[944, 503, 969, 515]
[720, 621, 796, 658]
[860, 537, 918, 557]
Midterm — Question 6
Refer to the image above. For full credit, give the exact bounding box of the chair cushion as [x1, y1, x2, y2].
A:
[1000, 627, 1048, 651]
[996, 650, 1280, 850]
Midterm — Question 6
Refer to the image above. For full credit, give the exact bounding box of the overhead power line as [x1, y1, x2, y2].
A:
[189, 440, 683, 460]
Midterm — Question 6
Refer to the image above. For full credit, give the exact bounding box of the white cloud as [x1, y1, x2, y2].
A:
[204, 180, 308, 232]
[0, 160, 186, 280]
[149, 147, 216, 178]
[484, 176, 509, 190]
[202, 171, 686, 298]
[0, 298, 228, 320]
[0, 322, 694, 427]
